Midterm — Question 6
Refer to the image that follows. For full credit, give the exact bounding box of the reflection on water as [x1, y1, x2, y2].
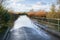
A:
[10, 15, 50, 39]
[10, 15, 39, 31]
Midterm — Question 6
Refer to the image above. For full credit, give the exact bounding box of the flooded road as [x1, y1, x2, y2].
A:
[6, 15, 60, 40]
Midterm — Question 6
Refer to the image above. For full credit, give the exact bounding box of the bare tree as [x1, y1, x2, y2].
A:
[0, 0, 2, 4]
[0, 0, 4, 5]
[46, 4, 57, 18]
[57, 0, 60, 10]
[57, 0, 60, 4]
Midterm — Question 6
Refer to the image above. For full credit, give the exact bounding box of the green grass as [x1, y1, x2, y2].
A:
[0, 26, 8, 33]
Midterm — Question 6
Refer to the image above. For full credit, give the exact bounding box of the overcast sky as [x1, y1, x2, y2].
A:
[2, 0, 57, 12]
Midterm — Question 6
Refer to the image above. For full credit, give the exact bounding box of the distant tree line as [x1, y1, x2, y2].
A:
[28, 0, 60, 19]
[46, 4, 60, 19]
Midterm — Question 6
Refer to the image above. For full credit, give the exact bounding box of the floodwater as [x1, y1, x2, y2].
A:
[6, 15, 60, 40]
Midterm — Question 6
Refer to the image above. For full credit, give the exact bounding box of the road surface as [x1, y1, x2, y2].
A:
[6, 15, 60, 40]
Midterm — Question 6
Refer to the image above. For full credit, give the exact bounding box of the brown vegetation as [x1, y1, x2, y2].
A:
[28, 11, 35, 17]
[28, 10, 46, 18]
[35, 10, 46, 17]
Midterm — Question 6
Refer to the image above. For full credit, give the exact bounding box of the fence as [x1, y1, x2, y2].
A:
[2, 27, 11, 40]
[33, 17, 60, 32]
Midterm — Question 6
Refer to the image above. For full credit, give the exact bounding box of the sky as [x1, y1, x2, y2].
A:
[2, 0, 57, 12]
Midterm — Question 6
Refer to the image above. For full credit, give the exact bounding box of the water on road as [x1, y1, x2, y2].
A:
[6, 15, 59, 40]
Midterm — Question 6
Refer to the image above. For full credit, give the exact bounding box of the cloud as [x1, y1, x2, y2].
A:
[3, 0, 57, 12]
[7, 0, 25, 2]
[31, 2, 51, 11]
[5, 2, 31, 12]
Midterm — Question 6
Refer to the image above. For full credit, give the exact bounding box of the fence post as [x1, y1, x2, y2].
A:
[58, 19, 59, 32]
[47, 18, 49, 27]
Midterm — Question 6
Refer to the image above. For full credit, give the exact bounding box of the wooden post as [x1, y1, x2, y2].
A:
[58, 19, 59, 32]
